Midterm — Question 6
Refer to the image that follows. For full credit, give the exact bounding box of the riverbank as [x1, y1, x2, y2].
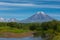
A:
[0, 32, 33, 38]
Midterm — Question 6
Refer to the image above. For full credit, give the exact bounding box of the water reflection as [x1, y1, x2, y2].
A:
[0, 36, 42, 40]
[33, 37, 43, 40]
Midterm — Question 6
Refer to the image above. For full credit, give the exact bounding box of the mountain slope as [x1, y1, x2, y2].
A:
[21, 11, 53, 23]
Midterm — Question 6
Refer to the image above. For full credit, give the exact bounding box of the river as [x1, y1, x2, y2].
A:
[0, 36, 42, 40]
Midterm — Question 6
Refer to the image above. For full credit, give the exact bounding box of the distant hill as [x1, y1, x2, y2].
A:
[0, 18, 19, 22]
[8, 18, 18, 22]
[0, 17, 5, 22]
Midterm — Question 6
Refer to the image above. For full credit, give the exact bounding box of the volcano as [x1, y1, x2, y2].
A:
[21, 11, 53, 23]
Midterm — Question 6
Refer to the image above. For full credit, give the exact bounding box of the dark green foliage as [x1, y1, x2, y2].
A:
[7, 22, 22, 29]
[29, 24, 36, 31]
[0, 22, 7, 27]
[41, 22, 49, 30]
[29, 23, 41, 31]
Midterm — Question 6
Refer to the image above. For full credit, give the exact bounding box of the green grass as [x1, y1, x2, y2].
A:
[0, 26, 29, 33]
[53, 34, 60, 40]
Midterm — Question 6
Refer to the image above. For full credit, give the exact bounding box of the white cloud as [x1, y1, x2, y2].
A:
[34, 0, 60, 1]
[47, 13, 60, 20]
[0, 7, 21, 10]
[0, 2, 60, 9]
[44, 0, 60, 1]
[0, 8, 12, 10]
[2, 0, 60, 2]
[0, 2, 34, 6]
[48, 14, 60, 17]
[37, 5, 60, 9]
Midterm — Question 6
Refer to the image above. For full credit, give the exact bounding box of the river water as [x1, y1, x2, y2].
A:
[0, 36, 42, 40]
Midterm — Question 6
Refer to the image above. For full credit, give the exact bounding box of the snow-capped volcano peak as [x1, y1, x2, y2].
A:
[0, 17, 4, 20]
[37, 11, 46, 15]
[0, 17, 5, 22]
[8, 18, 18, 22]
[21, 11, 53, 23]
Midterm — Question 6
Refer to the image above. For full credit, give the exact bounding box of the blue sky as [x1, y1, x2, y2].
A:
[0, 0, 60, 20]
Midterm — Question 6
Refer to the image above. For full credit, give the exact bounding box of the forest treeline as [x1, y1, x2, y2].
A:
[0, 20, 60, 32]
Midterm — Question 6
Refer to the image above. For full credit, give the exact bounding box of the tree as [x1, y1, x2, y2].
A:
[7, 22, 22, 29]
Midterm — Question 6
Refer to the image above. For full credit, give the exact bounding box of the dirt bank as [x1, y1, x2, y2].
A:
[0, 32, 33, 38]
